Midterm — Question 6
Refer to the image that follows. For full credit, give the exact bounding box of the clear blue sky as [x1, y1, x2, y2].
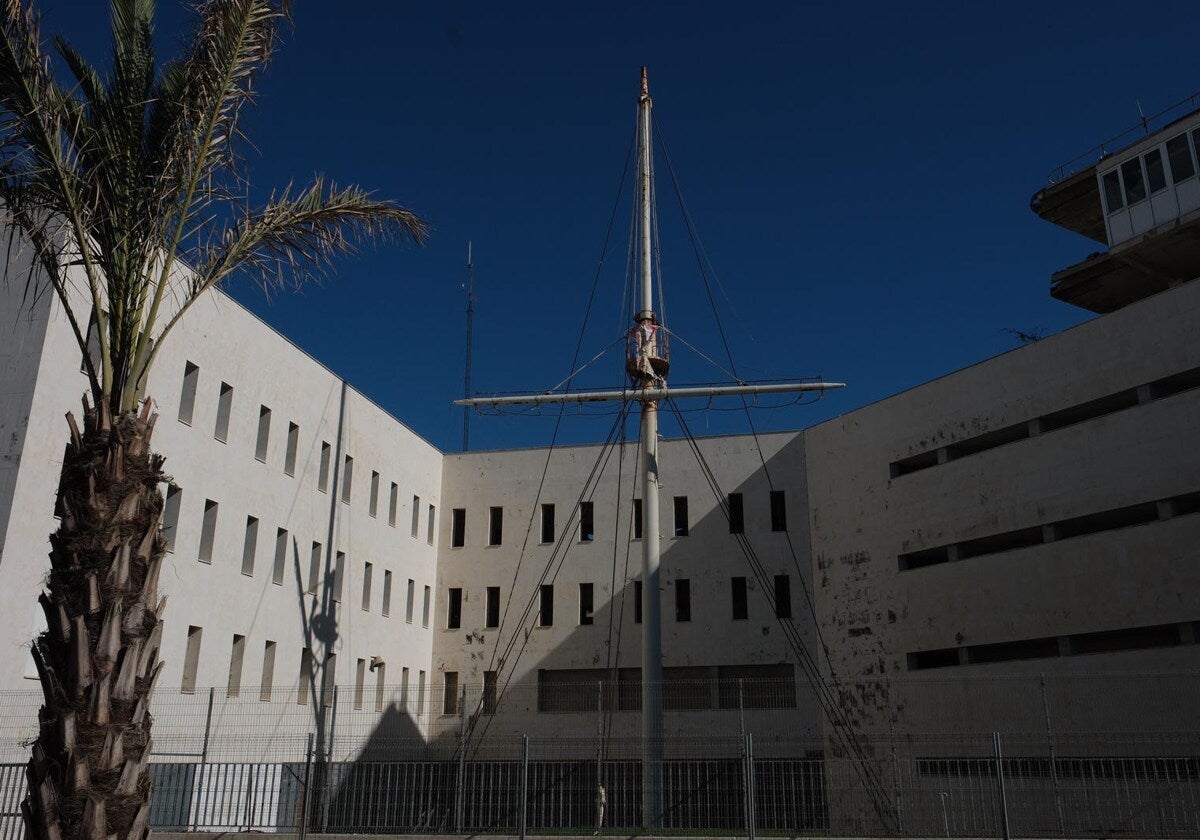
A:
[44, 1, 1200, 451]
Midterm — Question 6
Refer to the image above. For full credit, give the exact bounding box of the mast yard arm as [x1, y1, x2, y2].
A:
[454, 381, 845, 408]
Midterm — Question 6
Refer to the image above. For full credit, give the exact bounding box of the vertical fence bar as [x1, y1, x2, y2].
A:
[993, 732, 1011, 840]
[190, 686, 216, 831]
[890, 707, 904, 835]
[745, 732, 756, 840]
[520, 735, 529, 840]
[455, 683, 468, 832]
[299, 733, 314, 840]
[1040, 673, 1066, 837]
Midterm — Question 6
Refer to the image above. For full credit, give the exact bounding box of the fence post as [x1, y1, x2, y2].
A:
[889, 705, 904, 835]
[455, 683, 468, 832]
[190, 686, 216, 831]
[744, 732, 756, 840]
[993, 732, 1011, 840]
[596, 680, 604, 792]
[299, 732, 314, 840]
[520, 734, 529, 840]
[1040, 673, 1066, 836]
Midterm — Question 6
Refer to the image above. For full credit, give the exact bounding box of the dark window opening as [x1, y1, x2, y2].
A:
[633, 499, 643, 539]
[580, 501, 594, 542]
[1102, 169, 1125, 211]
[770, 490, 787, 532]
[774, 574, 791, 619]
[447, 588, 462, 630]
[968, 637, 1059, 664]
[957, 526, 1043, 560]
[634, 580, 643, 624]
[1167, 133, 1196, 183]
[731, 576, 748, 620]
[451, 508, 466, 548]
[541, 504, 555, 543]
[485, 586, 500, 628]
[907, 648, 960, 671]
[539, 584, 554, 627]
[673, 496, 688, 537]
[443, 672, 458, 715]
[1145, 148, 1167, 193]
[945, 423, 1029, 459]
[728, 493, 744, 534]
[579, 582, 594, 626]
[488, 506, 503, 546]
[483, 670, 498, 714]
[675, 578, 691, 622]
[1121, 158, 1146, 204]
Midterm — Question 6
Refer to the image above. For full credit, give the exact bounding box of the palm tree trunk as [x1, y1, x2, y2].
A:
[23, 397, 167, 840]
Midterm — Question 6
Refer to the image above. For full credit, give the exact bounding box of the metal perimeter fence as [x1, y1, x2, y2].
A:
[1, 673, 1199, 837]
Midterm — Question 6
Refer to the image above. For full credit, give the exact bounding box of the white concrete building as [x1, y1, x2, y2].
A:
[1, 102, 1199, 781]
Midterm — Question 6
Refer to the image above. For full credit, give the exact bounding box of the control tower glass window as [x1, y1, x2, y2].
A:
[1144, 149, 1167, 194]
[1166, 133, 1195, 183]
[1102, 171, 1124, 212]
[1120, 159, 1145, 204]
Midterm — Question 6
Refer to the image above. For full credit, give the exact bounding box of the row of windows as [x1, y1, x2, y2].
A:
[890, 365, 1200, 478]
[449, 491, 789, 549]
[164, 489, 433, 623]
[443, 574, 794, 630]
[180, 625, 428, 713]
[898, 489, 1200, 571]
[1101, 126, 1200, 214]
[176, 360, 437, 542]
[907, 620, 1200, 671]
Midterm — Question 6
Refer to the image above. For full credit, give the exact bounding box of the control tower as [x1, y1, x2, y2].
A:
[1032, 94, 1200, 312]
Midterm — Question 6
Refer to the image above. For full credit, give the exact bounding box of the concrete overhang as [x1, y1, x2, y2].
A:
[1050, 209, 1200, 313]
[1030, 166, 1106, 244]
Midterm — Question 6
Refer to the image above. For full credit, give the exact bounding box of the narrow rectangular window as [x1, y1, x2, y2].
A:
[284, 423, 299, 477]
[539, 584, 554, 627]
[241, 515, 258, 576]
[422, 586, 431, 628]
[774, 574, 792, 619]
[382, 570, 393, 616]
[483, 670, 498, 714]
[1121, 157, 1146, 204]
[417, 670, 427, 715]
[227, 634, 245, 697]
[579, 582, 594, 626]
[732, 576, 748, 620]
[728, 493, 744, 534]
[318, 442, 331, 492]
[322, 653, 336, 708]
[673, 496, 689, 537]
[1167, 133, 1196, 183]
[260, 640, 276, 701]
[307, 541, 322, 595]
[214, 382, 233, 443]
[427, 504, 436, 545]
[411, 495, 420, 537]
[388, 482, 398, 526]
[272, 528, 288, 586]
[634, 580, 643, 624]
[580, 501, 594, 542]
[255, 405, 271, 462]
[369, 471, 380, 518]
[443, 672, 459, 715]
[354, 658, 366, 710]
[675, 578, 691, 622]
[298, 649, 313, 705]
[178, 361, 199, 425]
[341, 455, 353, 504]
[375, 662, 387, 712]
[332, 551, 345, 602]
[770, 490, 787, 532]
[400, 666, 410, 709]
[198, 499, 218, 564]
[406, 578, 415, 623]
[447, 587, 463, 629]
[541, 504, 555, 543]
[361, 561, 373, 611]
[633, 499, 642, 539]
[1102, 169, 1124, 212]
[485, 586, 500, 628]
[488, 506, 503, 546]
[451, 508, 466, 547]
[163, 486, 182, 553]
[182, 625, 202, 694]
[1145, 149, 1167, 193]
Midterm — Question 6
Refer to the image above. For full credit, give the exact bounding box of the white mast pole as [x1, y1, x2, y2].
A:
[636, 66, 665, 831]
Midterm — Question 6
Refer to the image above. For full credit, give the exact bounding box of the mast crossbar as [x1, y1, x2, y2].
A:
[455, 381, 845, 408]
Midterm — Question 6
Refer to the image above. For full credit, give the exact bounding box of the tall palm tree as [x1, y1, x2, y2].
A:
[0, 1, 427, 838]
